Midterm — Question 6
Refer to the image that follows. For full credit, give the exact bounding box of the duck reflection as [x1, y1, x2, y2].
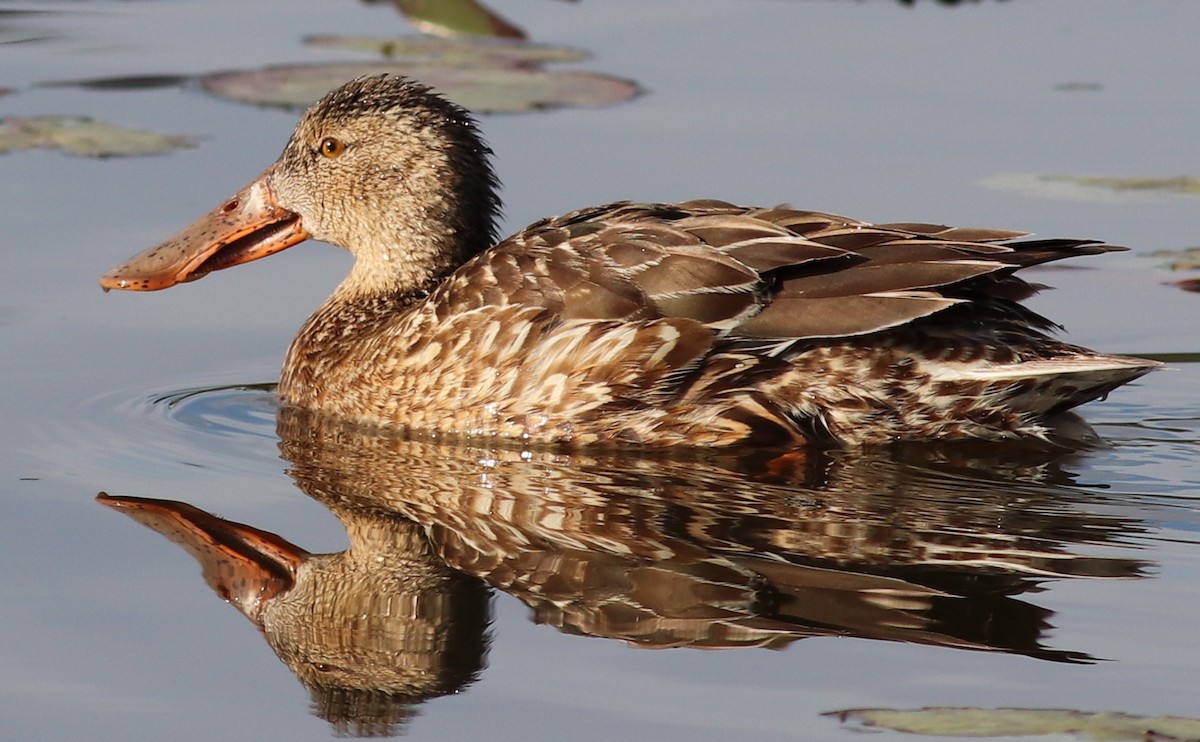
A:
[98, 491, 489, 736]
[100, 406, 1147, 736]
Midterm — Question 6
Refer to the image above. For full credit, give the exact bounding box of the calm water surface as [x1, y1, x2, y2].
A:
[3, 1, 1199, 740]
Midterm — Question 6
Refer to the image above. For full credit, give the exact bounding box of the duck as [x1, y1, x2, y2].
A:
[100, 74, 1157, 447]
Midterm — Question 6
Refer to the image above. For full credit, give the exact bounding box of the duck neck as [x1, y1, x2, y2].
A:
[335, 224, 472, 302]
[336, 149, 501, 302]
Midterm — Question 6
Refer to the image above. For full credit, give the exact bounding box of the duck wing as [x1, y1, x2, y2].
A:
[472, 199, 1110, 344]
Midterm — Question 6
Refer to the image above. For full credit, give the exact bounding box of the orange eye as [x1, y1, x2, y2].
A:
[319, 137, 345, 159]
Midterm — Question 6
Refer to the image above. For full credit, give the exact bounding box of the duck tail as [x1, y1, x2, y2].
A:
[945, 353, 1160, 417]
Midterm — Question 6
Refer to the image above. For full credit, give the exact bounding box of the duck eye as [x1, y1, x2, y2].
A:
[319, 137, 345, 159]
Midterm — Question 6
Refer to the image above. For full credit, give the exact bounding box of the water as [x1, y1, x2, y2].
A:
[3, 1, 1199, 740]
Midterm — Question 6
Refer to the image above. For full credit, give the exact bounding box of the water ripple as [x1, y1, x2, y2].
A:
[149, 382, 279, 441]
[43, 378, 287, 492]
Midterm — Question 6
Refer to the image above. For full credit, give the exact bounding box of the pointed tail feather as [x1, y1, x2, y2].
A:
[939, 354, 1160, 416]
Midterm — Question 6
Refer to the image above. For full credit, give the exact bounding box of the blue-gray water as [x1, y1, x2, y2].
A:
[3, 1, 1199, 740]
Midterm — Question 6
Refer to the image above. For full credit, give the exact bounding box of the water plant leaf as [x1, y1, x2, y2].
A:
[0, 115, 195, 157]
[201, 62, 639, 113]
[984, 174, 1200, 202]
[1147, 247, 1200, 271]
[43, 73, 193, 92]
[825, 707, 1200, 741]
[1048, 175, 1200, 195]
[305, 34, 588, 65]
[1140, 248, 1200, 294]
[394, 0, 525, 39]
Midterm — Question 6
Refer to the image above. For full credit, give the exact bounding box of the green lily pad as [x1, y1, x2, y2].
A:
[394, 0, 524, 39]
[983, 173, 1200, 202]
[305, 34, 588, 66]
[825, 707, 1200, 741]
[0, 115, 195, 157]
[201, 62, 640, 114]
[1049, 175, 1200, 195]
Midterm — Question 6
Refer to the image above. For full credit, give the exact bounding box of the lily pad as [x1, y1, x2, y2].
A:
[305, 34, 588, 66]
[1049, 175, 1200, 195]
[1141, 248, 1200, 294]
[1147, 247, 1200, 271]
[201, 62, 640, 114]
[825, 707, 1200, 741]
[0, 116, 195, 157]
[42, 74, 193, 92]
[394, 0, 525, 39]
[984, 173, 1200, 202]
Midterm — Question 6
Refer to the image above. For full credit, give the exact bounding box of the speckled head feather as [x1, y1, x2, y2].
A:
[273, 74, 502, 297]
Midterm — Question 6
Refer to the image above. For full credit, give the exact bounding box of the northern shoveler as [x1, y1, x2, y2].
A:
[100, 74, 1157, 447]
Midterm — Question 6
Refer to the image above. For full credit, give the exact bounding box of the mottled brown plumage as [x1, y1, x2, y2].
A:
[101, 74, 1157, 447]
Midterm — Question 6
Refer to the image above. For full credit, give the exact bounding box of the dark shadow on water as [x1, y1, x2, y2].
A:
[97, 404, 1151, 737]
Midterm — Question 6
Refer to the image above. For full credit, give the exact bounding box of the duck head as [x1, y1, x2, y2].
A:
[100, 75, 501, 298]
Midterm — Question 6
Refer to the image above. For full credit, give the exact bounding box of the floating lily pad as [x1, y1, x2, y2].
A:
[42, 73, 194, 92]
[983, 173, 1200, 202]
[395, 0, 524, 39]
[201, 62, 640, 114]
[305, 34, 588, 65]
[825, 707, 1200, 741]
[1141, 248, 1200, 294]
[0, 115, 195, 157]
[1148, 247, 1200, 271]
[1050, 175, 1200, 195]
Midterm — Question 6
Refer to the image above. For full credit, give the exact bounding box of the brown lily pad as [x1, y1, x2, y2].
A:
[201, 62, 640, 114]
[826, 707, 1200, 741]
[1170, 278, 1200, 293]
[0, 115, 195, 157]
